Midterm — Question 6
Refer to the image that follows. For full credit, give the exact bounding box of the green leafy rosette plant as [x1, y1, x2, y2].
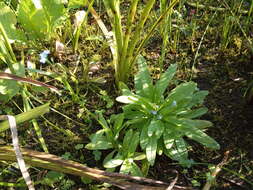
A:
[85, 112, 146, 176]
[116, 56, 220, 167]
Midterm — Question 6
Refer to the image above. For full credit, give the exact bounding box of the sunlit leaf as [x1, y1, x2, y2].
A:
[154, 64, 177, 103]
[146, 135, 157, 166]
[134, 55, 154, 100]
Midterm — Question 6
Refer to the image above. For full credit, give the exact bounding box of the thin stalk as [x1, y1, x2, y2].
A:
[159, 0, 171, 73]
[0, 23, 17, 73]
[0, 103, 50, 133]
[123, 0, 156, 81]
[190, 11, 217, 80]
[130, 0, 179, 70]
[22, 89, 49, 153]
[120, 0, 139, 77]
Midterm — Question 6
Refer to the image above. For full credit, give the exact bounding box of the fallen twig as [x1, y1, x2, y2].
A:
[0, 146, 193, 190]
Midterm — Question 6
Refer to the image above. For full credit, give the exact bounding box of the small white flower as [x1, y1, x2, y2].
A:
[39, 50, 50, 64]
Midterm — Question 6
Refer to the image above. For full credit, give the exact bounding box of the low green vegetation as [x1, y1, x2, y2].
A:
[0, 0, 252, 189]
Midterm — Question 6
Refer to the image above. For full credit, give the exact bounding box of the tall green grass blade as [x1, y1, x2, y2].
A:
[0, 103, 50, 133]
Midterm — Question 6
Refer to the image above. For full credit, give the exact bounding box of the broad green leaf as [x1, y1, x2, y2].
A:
[174, 138, 188, 160]
[85, 130, 113, 150]
[163, 132, 174, 149]
[177, 107, 208, 119]
[154, 64, 177, 103]
[17, 0, 48, 39]
[123, 104, 147, 119]
[170, 118, 213, 130]
[122, 129, 133, 151]
[127, 131, 139, 157]
[120, 160, 131, 174]
[40, 0, 65, 30]
[134, 55, 154, 100]
[0, 2, 26, 41]
[185, 128, 220, 149]
[188, 90, 209, 108]
[104, 154, 124, 168]
[133, 152, 146, 160]
[147, 119, 164, 138]
[0, 79, 19, 102]
[146, 135, 157, 166]
[117, 94, 155, 112]
[129, 162, 143, 177]
[116, 95, 139, 104]
[140, 122, 150, 149]
[103, 150, 116, 166]
[160, 97, 192, 116]
[165, 82, 197, 104]
[0, 63, 25, 102]
[17, 0, 65, 40]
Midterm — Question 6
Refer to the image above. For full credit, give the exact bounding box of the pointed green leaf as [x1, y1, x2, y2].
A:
[129, 162, 144, 177]
[165, 82, 197, 103]
[134, 55, 154, 100]
[188, 90, 209, 107]
[120, 160, 131, 174]
[154, 64, 177, 103]
[104, 155, 124, 168]
[85, 130, 113, 150]
[127, 131, 140, 157]
[146, 135, 157, 166]
[178, 107, 208, 119]
[185, 128, 220, 149]
[147, 119, 164, 138]
[0, 2, 26, 41]
[103, 150, 116, 166]
[174, 138, 188, 160]
[140, 122, 149, 150]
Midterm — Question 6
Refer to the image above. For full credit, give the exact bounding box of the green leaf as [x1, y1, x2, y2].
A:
[178, 107, 208, 119]
[147, 119, 164, 138]
[154, 64, 177, 103]
[97, 112, 109, 130]
[127, 131, 139, 157]
[40, 0, 65, 30]
[129, 162, 143, 177]
[163, 133, 174, 150]
[160, 97, 192, 116]
[120, 160, 131, 174]
[174, 138, 188, 160]
[146, 135, 157, 166]
[116, 95, 139, 104]
[164, 138, 188, 161]
[103, 150, 116, 166]
[17, 0, 48, 39]
[0, 2, 26, 42]
[164, 82, 197, 106]
[134, 55, 154, 100]
[185, 128, 220, 149]
[140, 121, 150, 150]
[188, 90, 209, 108]
[85, 130, 113, 150]
[17, 0, 65, 40]
[104, 154, 124, 168]
[133, 152, 146, 160]
[0, 63, 25, 102]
